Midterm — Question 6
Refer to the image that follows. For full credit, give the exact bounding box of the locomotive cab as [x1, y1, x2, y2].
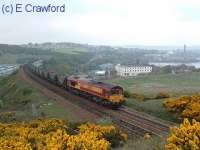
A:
[109, 86, 124, 105]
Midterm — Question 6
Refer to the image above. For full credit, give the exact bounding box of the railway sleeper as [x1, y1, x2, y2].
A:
[118, 119, 154, 136]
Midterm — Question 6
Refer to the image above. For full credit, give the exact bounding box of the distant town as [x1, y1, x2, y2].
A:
[2, 43, 200, 78]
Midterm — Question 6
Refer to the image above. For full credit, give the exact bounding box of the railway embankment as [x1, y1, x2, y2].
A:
[23, 65, 174, 137]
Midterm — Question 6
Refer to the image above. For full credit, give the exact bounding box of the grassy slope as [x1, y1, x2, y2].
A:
[117, 136, 165, 150]
[53, 47, 88, 54]
[103, 73, 200, 122]
[0, 53, 51, 64]
[0, 73, 83, 123]
[125, 98, 178, 122]
[0, 54, 19, 64]
[0, 74, 167, 150]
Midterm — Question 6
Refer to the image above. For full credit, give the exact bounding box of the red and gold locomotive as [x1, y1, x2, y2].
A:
[28, 64, 125, 108]
[67, 76, 124, 107]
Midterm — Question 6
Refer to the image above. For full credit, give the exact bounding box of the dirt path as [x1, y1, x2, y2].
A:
[19, 68, 100, 122]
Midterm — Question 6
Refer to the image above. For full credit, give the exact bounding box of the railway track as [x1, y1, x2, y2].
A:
[23, 66, 174, 137]
[117, 107, 171, 137]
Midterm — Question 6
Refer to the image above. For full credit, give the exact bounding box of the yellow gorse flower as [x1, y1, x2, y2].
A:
[164, 93, 200, 121]
[165, 118, 200, 150]
[0, 119, 127, 150]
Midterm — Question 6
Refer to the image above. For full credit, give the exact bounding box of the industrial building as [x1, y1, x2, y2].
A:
[115, 64, 152, 77]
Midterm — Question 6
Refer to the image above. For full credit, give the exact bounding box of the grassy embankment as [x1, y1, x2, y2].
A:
[0, 72, 86, 123]
[0, 44, 92, 75]
[104, 72, 200, 122]
[0, 73, 166, 150]
[117, 136, 165, 150]
[0, 73, 169, 149]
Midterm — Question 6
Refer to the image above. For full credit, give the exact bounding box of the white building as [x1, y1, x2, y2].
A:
[115, 64, 152, 77]
[0, 65, 19, 76]
[33, 60, 43, 68]
[95, 70, 106, 76]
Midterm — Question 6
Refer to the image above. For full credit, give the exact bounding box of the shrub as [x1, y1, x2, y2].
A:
[123, 90, 144, 100]
[21, 99, 31, 105]
[0, 112, 16, 123]
[164, 96, 190, 113]
[131, 93, 146, 101]
[124, 90, 131, 98]
[165, 119, 200, 150]
[164, 93, 200, 121]
[0, 119, 127, 150]
[22, 88, 33, 96]
[78, 123, 128, 148]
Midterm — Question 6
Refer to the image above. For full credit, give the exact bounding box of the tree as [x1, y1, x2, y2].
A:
[161, 65, 172, 74]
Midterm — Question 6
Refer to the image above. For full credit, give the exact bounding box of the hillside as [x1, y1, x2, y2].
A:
[0, 72, 165, 150]
[0, 44, 52, 64]
[21, 42, 90, 54]
[0, 71, 98, 123]
[0, 44, 156, 76]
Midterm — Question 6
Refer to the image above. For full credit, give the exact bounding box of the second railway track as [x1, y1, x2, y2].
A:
[23, 66, 174, 137]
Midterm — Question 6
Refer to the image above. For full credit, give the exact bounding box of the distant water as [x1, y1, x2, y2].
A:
[149, 62, 200, 69]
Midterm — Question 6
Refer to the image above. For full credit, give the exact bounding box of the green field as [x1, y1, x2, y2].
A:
[125, 98, 177, 122]
[104, 72, 200, 97]
[53, 47, 89, 54]
[103, 72, 200, 122]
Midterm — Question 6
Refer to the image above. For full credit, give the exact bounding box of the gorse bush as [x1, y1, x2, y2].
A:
[123, 90, 131, 98]
[124, 91, 146, 101]
[0, 119, 127, 150]
[165, 119, 200, 150]
[164, 93, 200, 121]
[124, 90, 170, 101]
[22, 89, 33, 96]
[78, 123, 128, 148]
[131, 93, 146, 101]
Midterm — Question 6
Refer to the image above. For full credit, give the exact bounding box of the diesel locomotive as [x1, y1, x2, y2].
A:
[67, 76, 124, 107]
[28, 64, 125, 108]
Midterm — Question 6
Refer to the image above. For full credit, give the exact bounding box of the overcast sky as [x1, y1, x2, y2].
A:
[1, 0, 200, 46]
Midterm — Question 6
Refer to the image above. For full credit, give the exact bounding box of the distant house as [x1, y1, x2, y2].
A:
[115, 64, 152, 77]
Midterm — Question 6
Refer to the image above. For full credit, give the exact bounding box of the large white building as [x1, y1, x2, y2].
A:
[115, 64, 152, 77]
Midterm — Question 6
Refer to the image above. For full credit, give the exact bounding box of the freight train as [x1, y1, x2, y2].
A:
[28, 64, 125, 108]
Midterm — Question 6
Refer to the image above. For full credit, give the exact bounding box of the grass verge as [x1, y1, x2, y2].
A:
[0, 72, 85, 122]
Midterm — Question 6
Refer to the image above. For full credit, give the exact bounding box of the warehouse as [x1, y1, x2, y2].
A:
[115, 64, 152, 77]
